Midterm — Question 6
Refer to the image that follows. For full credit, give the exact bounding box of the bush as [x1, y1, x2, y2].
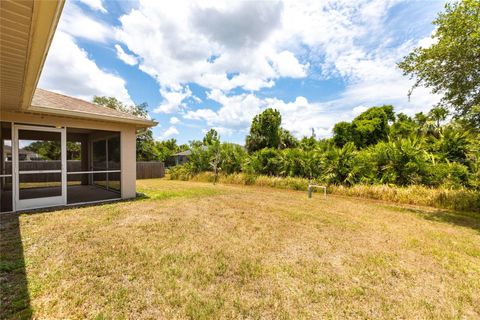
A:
[167, 165, 192, 181]
[246, 148, 283, 176]
[220, 143, 246, 174]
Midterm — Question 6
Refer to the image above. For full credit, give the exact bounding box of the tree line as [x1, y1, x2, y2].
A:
[172, 105, 479, 190]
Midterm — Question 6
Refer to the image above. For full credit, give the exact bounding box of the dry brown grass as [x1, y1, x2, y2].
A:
[182, 172, 480, 212]
[1, 179, 480, 319]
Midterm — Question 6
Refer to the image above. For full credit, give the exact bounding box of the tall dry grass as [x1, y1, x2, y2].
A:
[168, 172, 480, 212]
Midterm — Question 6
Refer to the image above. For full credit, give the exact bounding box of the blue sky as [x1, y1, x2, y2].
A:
[39, 0, 446, 144]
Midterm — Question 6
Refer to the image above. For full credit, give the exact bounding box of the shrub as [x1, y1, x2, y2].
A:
[219, 143, 246, 174]
[167, 165, 192, 181]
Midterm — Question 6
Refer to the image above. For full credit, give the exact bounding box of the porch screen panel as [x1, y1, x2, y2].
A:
[17, 129, 62, 200]
[1, 122, 12, 212]
[66, 129, 121, 204]
[92, 139, 107, 188]
[107, 135, 121, 191]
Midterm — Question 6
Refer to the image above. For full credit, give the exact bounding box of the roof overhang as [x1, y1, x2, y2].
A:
[28, 105, 158, 128]
[0, 0, 65, 111]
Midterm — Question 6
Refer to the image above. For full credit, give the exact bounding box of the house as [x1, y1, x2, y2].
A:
[171, 144, 246, 166]
[0, 1, 156, 212]
[171, 146, 208, 166]
[3, 145, 40, 161]
[172, 150, 192, 166]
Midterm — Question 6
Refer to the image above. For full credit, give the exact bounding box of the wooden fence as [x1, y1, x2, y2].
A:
[136, 161, 165, 179]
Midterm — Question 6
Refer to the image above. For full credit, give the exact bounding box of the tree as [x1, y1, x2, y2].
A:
[333, 105, 394, 148]
[156, 139, 180, 165]
[333, 122, 353, 147]
[209, 141, 221, 184]
[245, 108, 282, 153]
[219, 143, 247, 174]
[93, 96, 149, 119]
[390, 113, 417, 139]
[278, 128, 298, 149]
[351, 105, 394, 148]
[437, 128, 470, 163]
[201, 129, 222, 183]
[300, 129, 319, 151]
[203, 129, 220, 145]
[24, 141, 61, 160]
[398, 0, 480, 128]
[136, 129, 159, 161]
[93, 96, 128, 112]
[428, 106, 449, 129]
[92, 96, 158, 161]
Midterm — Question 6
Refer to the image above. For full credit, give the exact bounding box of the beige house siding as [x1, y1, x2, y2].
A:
[1, 110, 139, 200]
[121, 126, 137, 199]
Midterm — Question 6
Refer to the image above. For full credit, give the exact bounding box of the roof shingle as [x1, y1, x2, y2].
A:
[31, 88, 155, 126]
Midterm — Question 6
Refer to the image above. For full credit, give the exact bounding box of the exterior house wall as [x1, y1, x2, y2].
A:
[121, 126, 136, 199]
[0, 110, 138, 200]
[175, 155, 189, 165]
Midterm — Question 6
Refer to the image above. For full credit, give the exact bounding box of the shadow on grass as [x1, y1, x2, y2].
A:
[0, 213, 31, 319]
[397, 206, 480, 233]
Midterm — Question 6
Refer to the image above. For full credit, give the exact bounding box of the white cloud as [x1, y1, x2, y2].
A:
[170, 117, 180, 125]
[115, 1, 308, 97]
[158, 126, 180, 139]
[153, 87, 192, 114]
[352, 105, 369, 115]
[202, 126, 235, 137]
[115, 44, 138, 66]
[212, 126, 235, 136]
[192, 95, 202, 103]
[191, 1, 283, 49]
[185, 89, 263, 129]
[270, 50, 308, 78]
[264, 96, 339, 137]
[183, 75, 440, 139]
[185, 90, 340, 138]
[39, 31, 133, 105]
[78, 0, 107, 13]
[59, 1, 112, 43]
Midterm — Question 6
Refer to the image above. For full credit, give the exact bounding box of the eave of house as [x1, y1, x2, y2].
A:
[0, 0, 65, 111]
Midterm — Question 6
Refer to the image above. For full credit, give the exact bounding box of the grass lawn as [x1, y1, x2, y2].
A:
[1, 179, 479, 319]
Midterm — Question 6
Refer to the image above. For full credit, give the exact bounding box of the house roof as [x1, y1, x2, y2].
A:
[173, 150, 193, 156]
[30, 88, 156, 128]
[2, 145, 38, 156]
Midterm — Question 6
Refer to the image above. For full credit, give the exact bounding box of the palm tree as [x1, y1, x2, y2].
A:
[428, 106, 449, 129]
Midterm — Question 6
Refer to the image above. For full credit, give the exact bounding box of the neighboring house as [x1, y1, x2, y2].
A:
[172, 150, 192, 166]
[3, 145, 40, 161]
[0, 1, 156, 212]
[172, 146, 208, 166]
[171, 144, 245, 166]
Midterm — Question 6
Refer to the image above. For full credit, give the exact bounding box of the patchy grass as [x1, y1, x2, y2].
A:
[1, 179, 480, 319]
